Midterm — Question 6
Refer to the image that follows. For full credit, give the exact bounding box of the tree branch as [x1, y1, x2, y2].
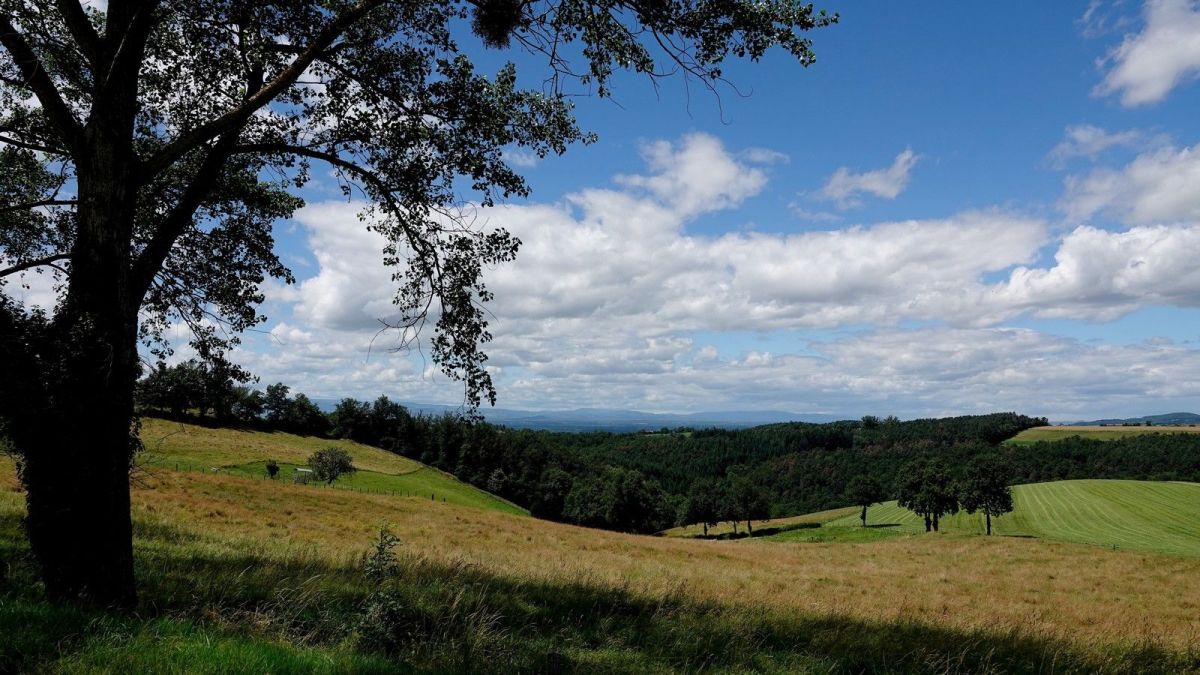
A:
[54, 0, 102, 66]
[139, 0, 384, 180]
[0, 198, 76, 214]
[0, 253, 70, 279]
[0, 133, 70, 155]
[129, 132, 242, 303]
[0, 17, 84, 154]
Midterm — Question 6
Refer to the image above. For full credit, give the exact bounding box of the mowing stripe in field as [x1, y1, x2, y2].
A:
[822, 480, 1200, 556]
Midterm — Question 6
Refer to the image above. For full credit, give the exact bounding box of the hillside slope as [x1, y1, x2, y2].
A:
[820, 480, 1200, 556]
[137, 417, 527, 516]
[1, 454, 1197, 671]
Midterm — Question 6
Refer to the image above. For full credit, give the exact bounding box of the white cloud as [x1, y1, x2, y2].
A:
[236, 133, 1200, 415]
[1048, 124, 1144, 166]
[1095, 0, 1200, 106]
[990, 224, 1200, 320]
[819, 149, 919, 209]
[1062, 142, 1200, 223]
[614, 133, 767, 218]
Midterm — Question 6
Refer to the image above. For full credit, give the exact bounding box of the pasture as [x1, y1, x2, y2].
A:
[2, 440, 1199, 671]
[1007, 424, 1200, 445]
[137, 418, 527, 516]
[818, 480, 1200, 557]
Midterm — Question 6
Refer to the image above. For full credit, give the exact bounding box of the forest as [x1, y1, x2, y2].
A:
[133, 362, 1200, 534]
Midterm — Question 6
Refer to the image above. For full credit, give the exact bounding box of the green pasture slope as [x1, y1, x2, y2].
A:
[138, 417, 527, 516]
[813, 480, 1200, 556]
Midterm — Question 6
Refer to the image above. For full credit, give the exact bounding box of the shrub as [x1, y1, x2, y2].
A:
[308, 447, 356, 484]
[265, 459, 280, 479]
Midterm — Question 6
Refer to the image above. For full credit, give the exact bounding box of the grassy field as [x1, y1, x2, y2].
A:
[1007, 424, 1200, 444]
[2, 453, 1200, 672]
[3, 442, 1200, 671]
[813, 480, 1200, 557]
[137, 418, 527, 516]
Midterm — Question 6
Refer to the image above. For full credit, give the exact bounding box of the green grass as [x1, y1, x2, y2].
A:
[1006, 425, 1200, 445]
[137, 417, 528, 516]
[818, 480, 1200, 556]
[221, 461, 528, 516]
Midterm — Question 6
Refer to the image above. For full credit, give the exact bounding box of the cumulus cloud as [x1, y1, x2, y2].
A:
[1047, 124, 1144, 167]
[245, 132, 1200, 415]
[614, 133, 767, 218]
[1061, 142, 1200, 223]
[819, 148, 920, 209]
[1094, 0, 1200, 106]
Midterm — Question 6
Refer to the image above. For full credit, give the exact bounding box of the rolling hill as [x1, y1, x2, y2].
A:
[1, 427, 1197, 671]
[136, 417, 527, 516]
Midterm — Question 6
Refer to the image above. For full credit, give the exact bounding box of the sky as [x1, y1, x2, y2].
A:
[16, 0, 1200, 421]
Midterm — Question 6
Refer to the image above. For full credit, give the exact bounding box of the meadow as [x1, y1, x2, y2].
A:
[815, 480, 1200, 557]
[1, 425, 1199, 672]
[1007, 425, 1200, 445]
[137, 417, 527, 516]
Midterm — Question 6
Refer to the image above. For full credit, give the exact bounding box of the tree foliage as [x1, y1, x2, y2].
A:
[308, 446, 356, 485]
[958, 455, 1014, 535]
[0, 0, 835, 603]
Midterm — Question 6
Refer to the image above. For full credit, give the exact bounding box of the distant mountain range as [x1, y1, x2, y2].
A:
[1070, 412, 1200, 426]
[312, 399, 840, 432]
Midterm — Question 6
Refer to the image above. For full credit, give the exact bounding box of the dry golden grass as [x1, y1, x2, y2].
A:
[3, 454, 1198, 659]
[663, 505, 857, 537]
[137, 417, 422, 474]
[104, 467, 1199, 652]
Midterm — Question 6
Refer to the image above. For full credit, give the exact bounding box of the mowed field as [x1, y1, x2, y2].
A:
[819, 480, 1200, 556]
[1007, 424, 1200, 444]
[137, 417, 528, 516]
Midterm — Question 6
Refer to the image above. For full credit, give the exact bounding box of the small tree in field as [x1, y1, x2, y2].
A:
[958, 455, 1014, 535]
[844, 475, 886, 527]
[265, 459, 280, 479]
[308, 447, 356, 485]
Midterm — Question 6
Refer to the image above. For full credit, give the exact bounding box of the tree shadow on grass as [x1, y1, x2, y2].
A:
[0, 513, 1194, 674]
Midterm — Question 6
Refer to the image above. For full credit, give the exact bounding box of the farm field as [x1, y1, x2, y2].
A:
[137, 417, 527, 516]
[1007, 424, 1200, 444]
[816, 480, 1200, 557]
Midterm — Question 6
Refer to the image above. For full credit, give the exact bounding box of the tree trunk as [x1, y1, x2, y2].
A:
[731, 520, 738, 535]
[924, 514, 931, 532]
[860, 504, 867, 527]
[932, 513, 940, 532]
[986, 511, 992, 536]
[11, 118, 141, 607]
[702, 522, 708, 537]
[747, 519, 752, 536]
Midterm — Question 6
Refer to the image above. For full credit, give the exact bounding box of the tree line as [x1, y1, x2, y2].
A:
[132, 365, 1200, 536]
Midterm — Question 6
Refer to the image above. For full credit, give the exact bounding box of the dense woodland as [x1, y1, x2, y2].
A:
[132, 362, 1200, 534]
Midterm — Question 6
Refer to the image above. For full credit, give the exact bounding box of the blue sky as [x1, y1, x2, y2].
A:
[140, 2, 1200, 420]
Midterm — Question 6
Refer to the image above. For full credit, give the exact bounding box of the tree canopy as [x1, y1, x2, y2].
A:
[0, 0, 835, 604]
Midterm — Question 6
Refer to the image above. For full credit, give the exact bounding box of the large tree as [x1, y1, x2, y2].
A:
[896, 457, 958, 533]
[0, 1, 834, 605]
[958, 454, 1014, 536]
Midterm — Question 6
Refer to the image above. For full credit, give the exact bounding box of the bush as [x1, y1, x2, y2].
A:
[308, 447, 356, 484]
[265, 459, 280, 479]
